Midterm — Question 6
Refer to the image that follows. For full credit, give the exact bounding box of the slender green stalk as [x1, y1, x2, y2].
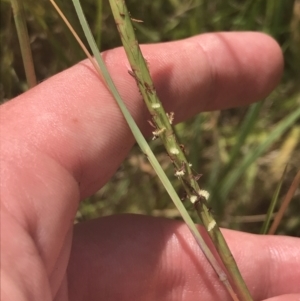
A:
[11, 0, 37, 88]
[260, 165, 287, 234]
[108, 1, 253, 300]
[50, 0, 238, 299]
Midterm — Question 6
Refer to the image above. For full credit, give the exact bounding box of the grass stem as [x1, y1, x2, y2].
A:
[50, 0, 238, 298]
[11, 0, 36, 88]
[108, 0, 253, 300]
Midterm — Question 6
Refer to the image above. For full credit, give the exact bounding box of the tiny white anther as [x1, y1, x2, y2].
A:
[152, 131, 158, 136]
[207, 220, 216, 231]
[170, 147, 179, 155]
[190, 195, 198, 204]
[175, 170, 185, 177]
[152, 128, 165, 139]
[198, 190, 210, 201]
[152, 103, 160, 109]
[167, 112, 174, 124]
[189, 163, 192, 167]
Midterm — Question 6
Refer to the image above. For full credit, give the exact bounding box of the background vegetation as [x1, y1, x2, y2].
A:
[1, 0, 299, 236]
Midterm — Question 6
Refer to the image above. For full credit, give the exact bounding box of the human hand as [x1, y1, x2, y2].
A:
[1, 32, 299, 301]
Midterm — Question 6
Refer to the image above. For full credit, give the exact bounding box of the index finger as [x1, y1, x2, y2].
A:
[0, 32, 283, 289]
[2, 32, 283, 197]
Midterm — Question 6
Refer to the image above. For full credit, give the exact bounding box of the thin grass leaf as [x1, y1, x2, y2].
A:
[260, 165, 287, 234]
[11, 0, 36, 88]
[94, 0, 103, 48]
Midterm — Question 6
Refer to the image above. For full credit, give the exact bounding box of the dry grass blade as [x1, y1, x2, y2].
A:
[268, 169, 300, 235]
[49, 0, 102, 76]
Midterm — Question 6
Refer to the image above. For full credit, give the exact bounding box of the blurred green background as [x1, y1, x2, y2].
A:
[1, 0, 300, 236]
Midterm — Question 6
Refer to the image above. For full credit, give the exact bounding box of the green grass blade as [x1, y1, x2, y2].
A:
[94, 0, 103, 48]
[260, 165, 287, 234]
[11, 0, 36, 88]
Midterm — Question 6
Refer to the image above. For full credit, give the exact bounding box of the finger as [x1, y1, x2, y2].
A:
[1, 32, 283, 298]
[2, 32, 283, 198]
[67, 215, 300, 301]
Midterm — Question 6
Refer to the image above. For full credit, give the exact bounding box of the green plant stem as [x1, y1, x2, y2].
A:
[108, 1, 253, 300]
[62, 0, 238, 299]
[11, 0, 37, 88]
[260, 165, 287, 234]
[268, 169, 300, 235]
